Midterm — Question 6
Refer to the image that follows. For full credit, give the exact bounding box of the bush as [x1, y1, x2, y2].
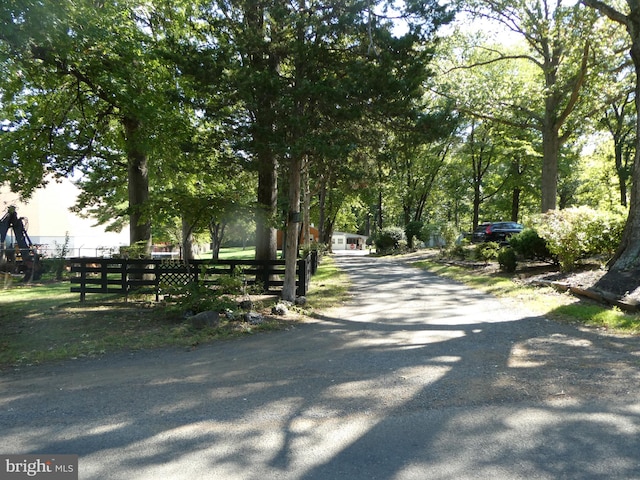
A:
[447, 243, 468, 260]
[584, 208, 626, 258]
[509, 228, 552, 261]
[51, 233, 71, 280]
[475, 241, 501, 263]
[533, 207, 625, 272]
[405, 221, 424, 249]
[373, 226, 406, 253]
[420, 221, 460, 249]
[498, 247, 517, 273]
[164, 282, 236, 315]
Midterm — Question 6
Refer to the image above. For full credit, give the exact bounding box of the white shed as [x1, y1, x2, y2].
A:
[331, 231, 369, 251]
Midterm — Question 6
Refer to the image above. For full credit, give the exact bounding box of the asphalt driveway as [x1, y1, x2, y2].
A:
[1, 254, 640, 479]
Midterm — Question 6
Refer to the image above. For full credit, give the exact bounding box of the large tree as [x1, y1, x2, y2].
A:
[0, 0, 190, 255]
[455, 0, 600, 212]
[582, 0, 640, 273]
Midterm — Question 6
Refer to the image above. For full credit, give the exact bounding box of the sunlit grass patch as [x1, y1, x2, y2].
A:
[554, 304, 640, 333]
[305, 256, 351, 312]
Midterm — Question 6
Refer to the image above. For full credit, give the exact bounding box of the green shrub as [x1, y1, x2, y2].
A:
[498, 247, 517, 273]
[533, 207, 625, 272]
[217, 271, 244, 294]
[373, 226, 406, 253]
[475, 241, 501, 263]
[164, 282, 236, 315]
[448, 243, 468, 260]
[509, 228, 552, 261]
[583, 208, 626, 258]
[405, 221, 424, 249]
[421, 221, 460, 249]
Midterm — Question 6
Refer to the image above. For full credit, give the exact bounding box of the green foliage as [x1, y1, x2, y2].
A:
[475, 241, 501, 263]
[533, 207, 626, 272]
[48, 232, 71, 280]
[421, 221, 459, 249]
[117, 241, 150, 259]
[300, 242, 328, 258]
[583, 208, 627, 258]
[373, 226, 406, 253]
[216, 267, 244, 295]
[405, 221, 424, 249]
[164, 282, 236, 316]
[447, 244, 468, 260]
[498, 247, 517, 273]
[509, 228, 553, 261]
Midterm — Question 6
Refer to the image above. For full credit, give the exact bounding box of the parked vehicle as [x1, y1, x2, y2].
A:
[472, 221, 524, 244]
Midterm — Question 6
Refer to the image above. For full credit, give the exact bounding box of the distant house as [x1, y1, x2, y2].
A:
[331, 231, 368, 250]
[276, 226, 320, 250]
[1, 178, 129, 257]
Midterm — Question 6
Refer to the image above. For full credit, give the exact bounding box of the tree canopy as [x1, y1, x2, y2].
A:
[3, 0, 640, 291]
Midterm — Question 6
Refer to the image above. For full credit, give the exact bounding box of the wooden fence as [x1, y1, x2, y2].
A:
[70, 251, 319, 301]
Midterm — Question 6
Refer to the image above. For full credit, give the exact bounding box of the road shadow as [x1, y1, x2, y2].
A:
[1, 255, 639, 479]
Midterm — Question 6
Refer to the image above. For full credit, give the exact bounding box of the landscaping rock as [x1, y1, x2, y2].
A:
[190, 310, 220, 329]
[224, 309, 241, 322]
[244, 312, 264, 324]
[271, 303, 289, 316]
[294, 296, 307, 306]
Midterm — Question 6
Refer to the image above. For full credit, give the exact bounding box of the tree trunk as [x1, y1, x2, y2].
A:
[511, 187, 521, 222]
[208, 220, 225, 260]
[472, 181, 481, 229]
[318, 178, 328, 245]
[377, 190, 384, 230]
[607, 29, 640, 271]
[302, 156, 311, 247]
[181, 216, 194, 261]
[283, 155, 302, 302]
[255, 155, 278, 262]
[122, 116, 151, 256]
[541, 122, 560, 212]
[614, 138, 630, 207]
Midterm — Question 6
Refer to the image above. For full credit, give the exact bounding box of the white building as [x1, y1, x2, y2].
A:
[331, 231, 369, 251]
[1, 178, 129, 258]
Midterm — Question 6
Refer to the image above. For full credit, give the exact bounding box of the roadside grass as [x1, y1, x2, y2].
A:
[304, 255, 351, 312]
[0, 250, 345, 369]
[412, 258, 640, 335]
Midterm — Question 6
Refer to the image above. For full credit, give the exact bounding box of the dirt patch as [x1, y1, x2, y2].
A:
[522, 264, 640, 306]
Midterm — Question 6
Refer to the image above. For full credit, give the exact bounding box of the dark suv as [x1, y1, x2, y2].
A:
[472, 221, 524, 244]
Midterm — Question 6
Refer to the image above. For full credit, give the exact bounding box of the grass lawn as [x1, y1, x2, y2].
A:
[0, 252, 346, 369]
[215, 247, 258, 260]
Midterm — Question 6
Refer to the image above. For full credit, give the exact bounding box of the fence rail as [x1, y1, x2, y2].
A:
[70, 251, 318, 301]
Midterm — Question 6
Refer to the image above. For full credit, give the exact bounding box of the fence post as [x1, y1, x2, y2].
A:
[79, 261, 87, 302]
[101, 261, 108, 294]
[311, 250, 318, 275]
[120, 260, 127, 294]
[261, 262, 271, 292]
[154, 261, 160, 302]
[297, 257, 308, 296]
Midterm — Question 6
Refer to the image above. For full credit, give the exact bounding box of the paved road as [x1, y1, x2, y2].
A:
[2, 254, 640, 479]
